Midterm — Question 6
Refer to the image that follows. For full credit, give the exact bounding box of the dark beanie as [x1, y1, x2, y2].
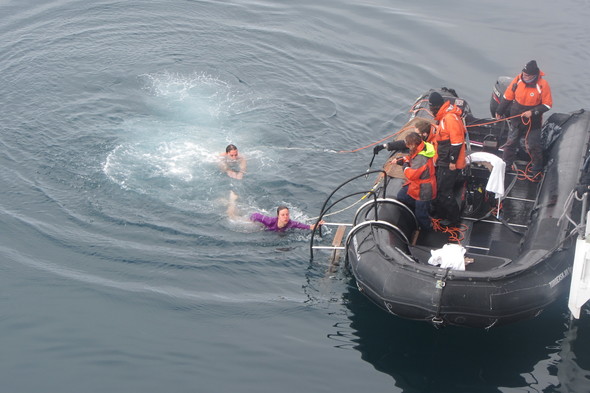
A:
[522, 60, 540, 75]
[428, 91, 444, 107]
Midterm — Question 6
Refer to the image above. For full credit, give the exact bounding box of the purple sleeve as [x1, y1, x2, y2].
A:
[286, 220, 311, 230]
[250, 212, 273, 226]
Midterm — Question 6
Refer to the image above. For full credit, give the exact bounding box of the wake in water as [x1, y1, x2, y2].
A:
[102, 71, 327, 235]
[11, 250, 309, 307]
[102, 72, 266, 213]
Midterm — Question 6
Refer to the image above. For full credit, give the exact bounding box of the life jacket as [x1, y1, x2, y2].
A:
[403, 141, 437, 201]
[433, 102, 467, 169]
[503, 71, 552, 110]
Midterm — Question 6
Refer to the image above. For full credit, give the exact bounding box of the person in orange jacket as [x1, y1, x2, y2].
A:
[395, 132, 437, 231]
[495, 60, 553, 175]
[428, 91, 467, 226]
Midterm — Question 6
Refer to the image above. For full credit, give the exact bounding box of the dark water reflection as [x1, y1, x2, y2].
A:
[338, 284, 588, 393]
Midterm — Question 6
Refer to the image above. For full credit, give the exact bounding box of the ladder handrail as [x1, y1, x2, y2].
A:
[310, 190, 378, 260]
[344, 220, 411, 268]
[310, 170, 389, 261]
[353, 197, 419, 229]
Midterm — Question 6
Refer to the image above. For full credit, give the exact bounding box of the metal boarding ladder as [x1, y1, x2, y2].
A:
[311, 223, 351, 272]
[311, 197, 418, 270]
[309, 169, 392, 267]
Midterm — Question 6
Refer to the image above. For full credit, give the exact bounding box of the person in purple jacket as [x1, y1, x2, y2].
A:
[249, 205, 324, 232]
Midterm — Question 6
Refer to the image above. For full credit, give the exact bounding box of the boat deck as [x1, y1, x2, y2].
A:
[407, 162, 541, 265]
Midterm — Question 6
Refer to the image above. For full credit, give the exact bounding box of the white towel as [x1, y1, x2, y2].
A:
[428, 243, 467, 270]
[466, 152, 506, 198]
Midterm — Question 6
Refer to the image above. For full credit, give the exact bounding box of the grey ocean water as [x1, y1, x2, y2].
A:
[1, 1, 589, 392]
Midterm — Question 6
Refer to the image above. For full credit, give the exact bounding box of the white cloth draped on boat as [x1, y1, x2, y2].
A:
[466, 152, 506, 198]
[428, 243, 467, 270]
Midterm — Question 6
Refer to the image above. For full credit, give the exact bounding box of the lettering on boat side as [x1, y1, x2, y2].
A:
[549, 267, 572, 288]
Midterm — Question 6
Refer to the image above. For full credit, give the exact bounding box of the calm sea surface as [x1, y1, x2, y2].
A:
[1, 1, 590, 392]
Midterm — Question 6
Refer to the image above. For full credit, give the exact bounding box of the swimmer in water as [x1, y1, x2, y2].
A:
[219, 144, 246, 180]
[227, 196, 324, 232]
[249, 205, 325, 232]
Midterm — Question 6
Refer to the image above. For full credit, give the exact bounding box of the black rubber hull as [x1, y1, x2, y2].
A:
[348, 241, 572, 328]
[346, 109, 590, 328]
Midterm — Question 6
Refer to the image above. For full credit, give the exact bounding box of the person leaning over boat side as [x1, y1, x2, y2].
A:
[495, 60, 553, 176]
[429, 91, 466, 227]
[373, 120, 436, 155]
[219, 144, 247, 180]
[395, 132, 437, 231]
[249, 206, 325, 232]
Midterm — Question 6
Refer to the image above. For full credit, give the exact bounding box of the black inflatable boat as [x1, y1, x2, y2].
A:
[311, 80, 590, 328]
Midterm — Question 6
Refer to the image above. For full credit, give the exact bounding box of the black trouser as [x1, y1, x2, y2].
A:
[397, 185, 432, 230]
[435, 166, 460, 222]
[502, 117, 543, 171]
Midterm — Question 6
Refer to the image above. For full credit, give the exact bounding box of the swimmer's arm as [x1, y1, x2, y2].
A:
[239, 156, 247, 174]
[218, 156, 239, 178]
[289, 219, 325, 231]
[250, 212, 272, 227]
[249, 212, 261, 223]
[229, 158, 245, 179]
[218, 156, 229, 172]
[309, 220, 326, 231]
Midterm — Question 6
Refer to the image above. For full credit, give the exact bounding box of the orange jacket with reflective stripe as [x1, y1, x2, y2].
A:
[433, 101, 467, 169]
[403, 141, 437, 201]
[503, 71, 552, 110]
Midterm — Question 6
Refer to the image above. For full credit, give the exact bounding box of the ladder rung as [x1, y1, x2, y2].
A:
[462, 217, 528, 228]
[504, 196, 535, 203]
[464, 245, 490, 251]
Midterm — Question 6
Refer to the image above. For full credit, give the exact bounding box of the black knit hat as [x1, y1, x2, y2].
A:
[428, 91, 444, 107]
[522, 60, 540, 75]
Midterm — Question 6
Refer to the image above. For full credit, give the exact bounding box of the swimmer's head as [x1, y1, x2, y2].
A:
[277, 205, 290, 226]
[225, 144, 239, 159]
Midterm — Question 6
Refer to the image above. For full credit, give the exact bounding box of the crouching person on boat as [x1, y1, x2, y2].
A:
[495, 60, 553, 176]
[395, 132, 437, 231]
